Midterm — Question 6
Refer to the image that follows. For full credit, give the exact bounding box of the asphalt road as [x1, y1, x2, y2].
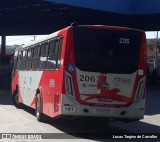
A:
[0, 84, 160, 142]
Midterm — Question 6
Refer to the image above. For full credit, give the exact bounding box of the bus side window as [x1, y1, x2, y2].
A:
[17, 51, 22, 70]
[26, 47, 34, 70]
[32, 44, 40, 70]
[39, 42, 48, 70]
[47, 37, 63, 70]
[12, 51, 18, 72]
[47, 40, 57, 70]
[21, 50, 27, 70]
[57, 37, 63, 69]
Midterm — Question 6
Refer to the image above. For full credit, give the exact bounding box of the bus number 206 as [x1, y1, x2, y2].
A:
[80, 75, 101, 83]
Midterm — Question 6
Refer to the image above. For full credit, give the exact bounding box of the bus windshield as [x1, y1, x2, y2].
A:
[73, 26, 142, 74]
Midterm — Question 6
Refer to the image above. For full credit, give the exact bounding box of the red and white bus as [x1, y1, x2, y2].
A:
[11, 24, 147, 122]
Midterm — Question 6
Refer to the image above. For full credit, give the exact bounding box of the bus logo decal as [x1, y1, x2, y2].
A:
[102, 83, 110, 89]
[114, 77, 131, 84]
[83, 83, 87, 87]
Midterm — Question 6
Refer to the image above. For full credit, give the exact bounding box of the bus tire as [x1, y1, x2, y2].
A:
[35, 93, 45, 122]
[12, 90, 22, 108]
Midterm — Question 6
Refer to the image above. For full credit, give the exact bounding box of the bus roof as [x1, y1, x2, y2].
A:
[15, 24, 144, 51]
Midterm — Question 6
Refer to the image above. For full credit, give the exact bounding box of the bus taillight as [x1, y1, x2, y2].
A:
[134, 78, 146, 102]
[65, 71, 75, 97]
[66, 76, 72, 95]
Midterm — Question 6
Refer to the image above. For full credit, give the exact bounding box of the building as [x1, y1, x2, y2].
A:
[147, 39, 160, 59]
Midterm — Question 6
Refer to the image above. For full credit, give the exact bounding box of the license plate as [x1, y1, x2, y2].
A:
[94, 107, 111, 113]
[98, 97, 113, 102]
[80, 89, 101, 94]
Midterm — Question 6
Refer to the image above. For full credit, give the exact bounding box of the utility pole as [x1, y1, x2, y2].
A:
[1, 30, 6, 55]
[31, 36, 36, 41]
[156, 31, 158, 59]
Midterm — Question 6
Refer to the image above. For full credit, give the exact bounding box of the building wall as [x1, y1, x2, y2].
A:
[46, 0, 160, 15]
[147, 43, 160, 59]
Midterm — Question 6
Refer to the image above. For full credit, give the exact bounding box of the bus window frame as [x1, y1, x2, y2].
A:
[14, 35, 63, 72]
[56, 37, 63, 69]
[13, 51, 19, 73]
[26, 46, 34, 70]
[32, 44, 40, 71]
[46, 36, 63, 71]
[46, 39, 58, 70]
[16, 51, 22, 71]
[20, 49, 28, 70]
[39, 41, 49, 71]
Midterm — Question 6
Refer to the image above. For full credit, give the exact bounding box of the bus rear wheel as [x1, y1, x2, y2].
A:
[12, 90, 22, 108]
[35, 93, 45, 122]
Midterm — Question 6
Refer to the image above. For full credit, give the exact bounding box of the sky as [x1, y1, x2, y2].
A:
[0, 32, 159, 46]
[146, 31, 160, 39]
